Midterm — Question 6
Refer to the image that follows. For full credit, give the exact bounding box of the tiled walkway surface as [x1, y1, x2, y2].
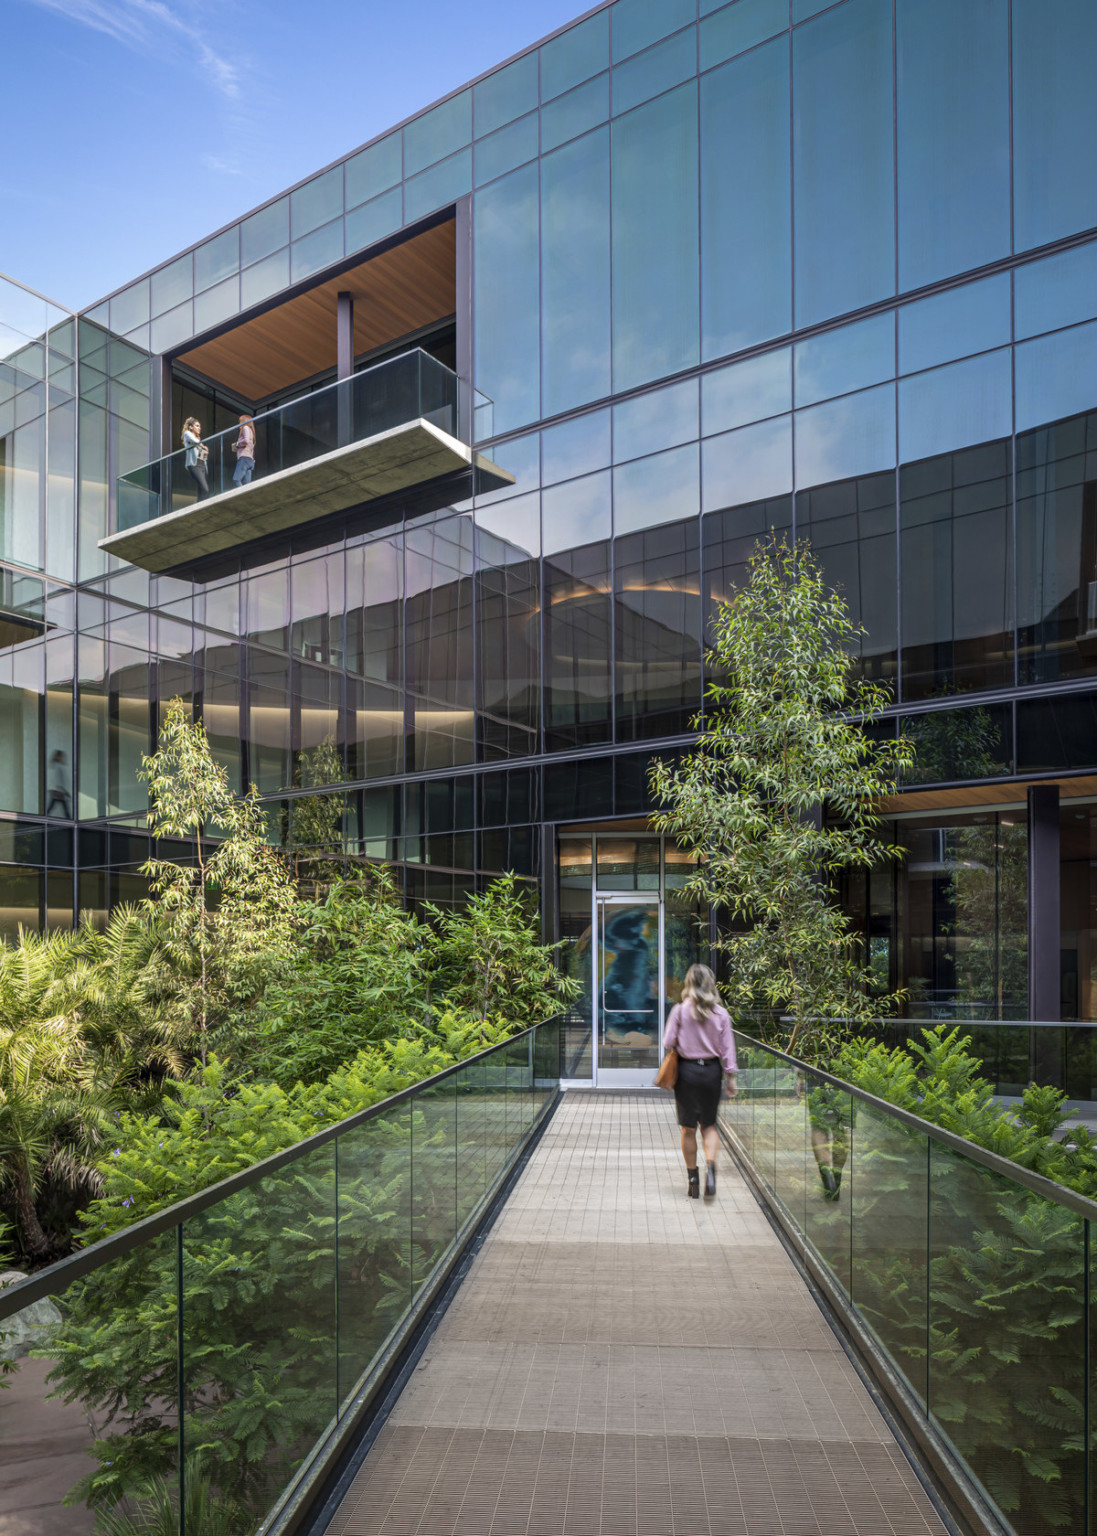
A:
[328, 1092, 947, 1536]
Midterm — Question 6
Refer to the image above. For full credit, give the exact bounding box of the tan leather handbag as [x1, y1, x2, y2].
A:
[654, 1047, 678, 1090]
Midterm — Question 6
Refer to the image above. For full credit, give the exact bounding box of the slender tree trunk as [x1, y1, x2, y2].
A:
[11, 1158, 50, 1260]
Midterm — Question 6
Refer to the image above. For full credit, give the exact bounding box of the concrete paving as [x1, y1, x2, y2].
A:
[328, 1092, 947, 1536]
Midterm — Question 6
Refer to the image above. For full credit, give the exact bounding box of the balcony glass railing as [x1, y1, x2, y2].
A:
[724, 1029, 1097, 1536]
[0, 1018, 560, 1536]
[116, 349, 476, 533]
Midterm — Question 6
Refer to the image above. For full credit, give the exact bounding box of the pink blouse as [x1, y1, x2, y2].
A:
[663, 999, 738, 1073]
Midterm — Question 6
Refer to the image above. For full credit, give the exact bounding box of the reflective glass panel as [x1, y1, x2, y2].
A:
[896, 0, 1010, 290]
[291, 166, 343, 237]
[612, 0, 695, 62]
[404, 149, 472, 223]
[541, 129, 612, 416]
[477, 500, 541, 760]
[1013, 0, 1097, 251]
[900, 439, 1013, 699]
[543, 482, 612, 750]
[701, 39, 791, 357]
[1015, 321, 1097, 435]
[474, 164, 540, 434]
[541, 10, 610, 100]
[797, 469, 896, 684]
[542, 408, 611, 485]
[404, 91, 472, 176]
[613, 442, 699, 535]
[702, 347, 790, 435]
[291, 220, 344, 282]
[541, 72, 610, 153]
[150, 254, 192, 317]
[109, 281, 149, 334]
[793, 0, 894, 327]
[613, 28, 696, 115]
[796, 383, 896, 488]
[241, 248, 290, 308]
[612, 83, 699, 392]
[475, 51, 539, 135]
[614, 377, 698, 463]
[345, 188, 403, 254]
[241, 197, 289, 265]
[345, 133, 402, 207]
[1015, 241, 1097, 342]
[194, 228, 239, 293]
[898, 274, 1011, 375]
[615, 515, 702, 738]
[898, 349, 1012, 464]
[1016, 408, 1097, 686]
[702, 414, 792, 511]
[411, 1075, 458, 1289]
[794, 314, 894, 409]
[475, 111, 539, 186]
[700, 0, 786, 66]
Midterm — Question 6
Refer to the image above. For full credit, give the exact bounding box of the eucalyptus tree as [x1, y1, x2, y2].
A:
[650, 535, 913, 1061]
[139, 699, 302, 1066]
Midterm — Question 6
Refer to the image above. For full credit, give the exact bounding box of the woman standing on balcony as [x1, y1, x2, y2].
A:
[183, 416, 209, 499]
[663, 965, 738, 1199]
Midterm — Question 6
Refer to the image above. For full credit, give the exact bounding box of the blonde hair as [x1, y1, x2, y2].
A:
[682, 963, 721, 1022]
[182, 416, 200, 444]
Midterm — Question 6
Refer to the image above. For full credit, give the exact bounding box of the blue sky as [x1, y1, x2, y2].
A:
[5, 0, 587, 312]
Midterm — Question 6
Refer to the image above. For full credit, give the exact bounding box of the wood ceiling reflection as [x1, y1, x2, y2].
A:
[176, 220, 456, 402]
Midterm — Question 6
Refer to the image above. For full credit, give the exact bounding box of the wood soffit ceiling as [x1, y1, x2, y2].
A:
[177, 220, 456, 402]
[881, 775, 1097, 813]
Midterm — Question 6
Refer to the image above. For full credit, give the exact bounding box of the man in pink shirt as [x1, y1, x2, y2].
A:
[663, 964, 738, 1199]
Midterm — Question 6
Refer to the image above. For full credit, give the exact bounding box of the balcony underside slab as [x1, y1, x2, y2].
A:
[100, 418, 513, 574]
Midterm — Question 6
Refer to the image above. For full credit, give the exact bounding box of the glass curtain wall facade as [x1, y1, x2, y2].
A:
[5, 0, 1097, 1024]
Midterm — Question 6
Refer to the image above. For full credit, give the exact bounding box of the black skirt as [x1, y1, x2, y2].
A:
[674, 1056, 723, 1129]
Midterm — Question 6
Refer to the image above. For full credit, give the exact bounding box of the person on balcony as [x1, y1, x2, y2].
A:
[182, 417, 209, 499]
[232, 413, 256, 486]
[663, 964, 738, 1199]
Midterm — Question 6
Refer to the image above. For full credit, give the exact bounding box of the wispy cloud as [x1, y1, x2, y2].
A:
[21, 0, 241, 105]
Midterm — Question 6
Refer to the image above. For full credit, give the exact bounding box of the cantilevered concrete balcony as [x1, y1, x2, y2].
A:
[101, 350, 512, 574]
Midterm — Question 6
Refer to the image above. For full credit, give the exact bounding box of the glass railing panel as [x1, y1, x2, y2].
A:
[772, 1062, 809, 1236]
[801, 1068, 853, 1298]
[533, 1017, 560, 1119]
[180, 1142, 337, 1531]
[849, 1101, 929, 1407]
[724, 1033, 754, 1155]
[0, 1232, 181, 1536]
[752, 1042, 776, 1193]
[116, 349, 475, 531]
[506, 1031, 535, 1146]
[483, 1042, 510, 1186]
[455, 1055, 489, 1231]
[335, 1105, 413, 1411]
[927, 1139, 1085, 1536]
[410, 1073, 458, 1294]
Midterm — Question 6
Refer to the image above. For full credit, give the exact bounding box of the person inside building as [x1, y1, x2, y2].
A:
[663, 964, 738, 1199]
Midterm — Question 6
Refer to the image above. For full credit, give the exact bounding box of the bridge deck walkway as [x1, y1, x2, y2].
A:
[328, 1091, 947, 1536]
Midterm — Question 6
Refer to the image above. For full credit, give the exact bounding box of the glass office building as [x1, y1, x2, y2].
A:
[4, 0, 1097, 1079]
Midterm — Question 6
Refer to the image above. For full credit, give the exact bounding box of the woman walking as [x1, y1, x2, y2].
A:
[663, 964, 737, 1198]
[182, 416, 209, 500]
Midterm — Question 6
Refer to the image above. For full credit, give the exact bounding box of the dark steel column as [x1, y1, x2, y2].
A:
[336, 291, 354, 446]
[540, 821, 558, 947]
[1028, 783, 1062, 1035]
[455, 195, 473, 445]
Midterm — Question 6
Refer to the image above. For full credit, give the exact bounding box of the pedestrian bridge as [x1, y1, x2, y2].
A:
[327, 1092, 945, 1536]
[1, 1021, 1086, 1536]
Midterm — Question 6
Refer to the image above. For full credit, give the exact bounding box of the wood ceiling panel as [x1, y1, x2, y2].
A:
[881, 774, 1097, 813]
[177, 220, 456, 401]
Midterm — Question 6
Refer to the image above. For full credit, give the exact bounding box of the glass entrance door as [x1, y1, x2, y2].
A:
[595, 897, 662, 1085]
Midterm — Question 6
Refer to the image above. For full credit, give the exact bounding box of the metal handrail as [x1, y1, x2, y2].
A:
[733, 1027, 1097, 1224]
[0, 1015, 556, 1321]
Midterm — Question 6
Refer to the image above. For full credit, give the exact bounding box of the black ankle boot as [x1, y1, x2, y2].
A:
[704, 1161, 717, 1198]
[818, 1164, 837, 1198]
[688, 1168, 700, 1198]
